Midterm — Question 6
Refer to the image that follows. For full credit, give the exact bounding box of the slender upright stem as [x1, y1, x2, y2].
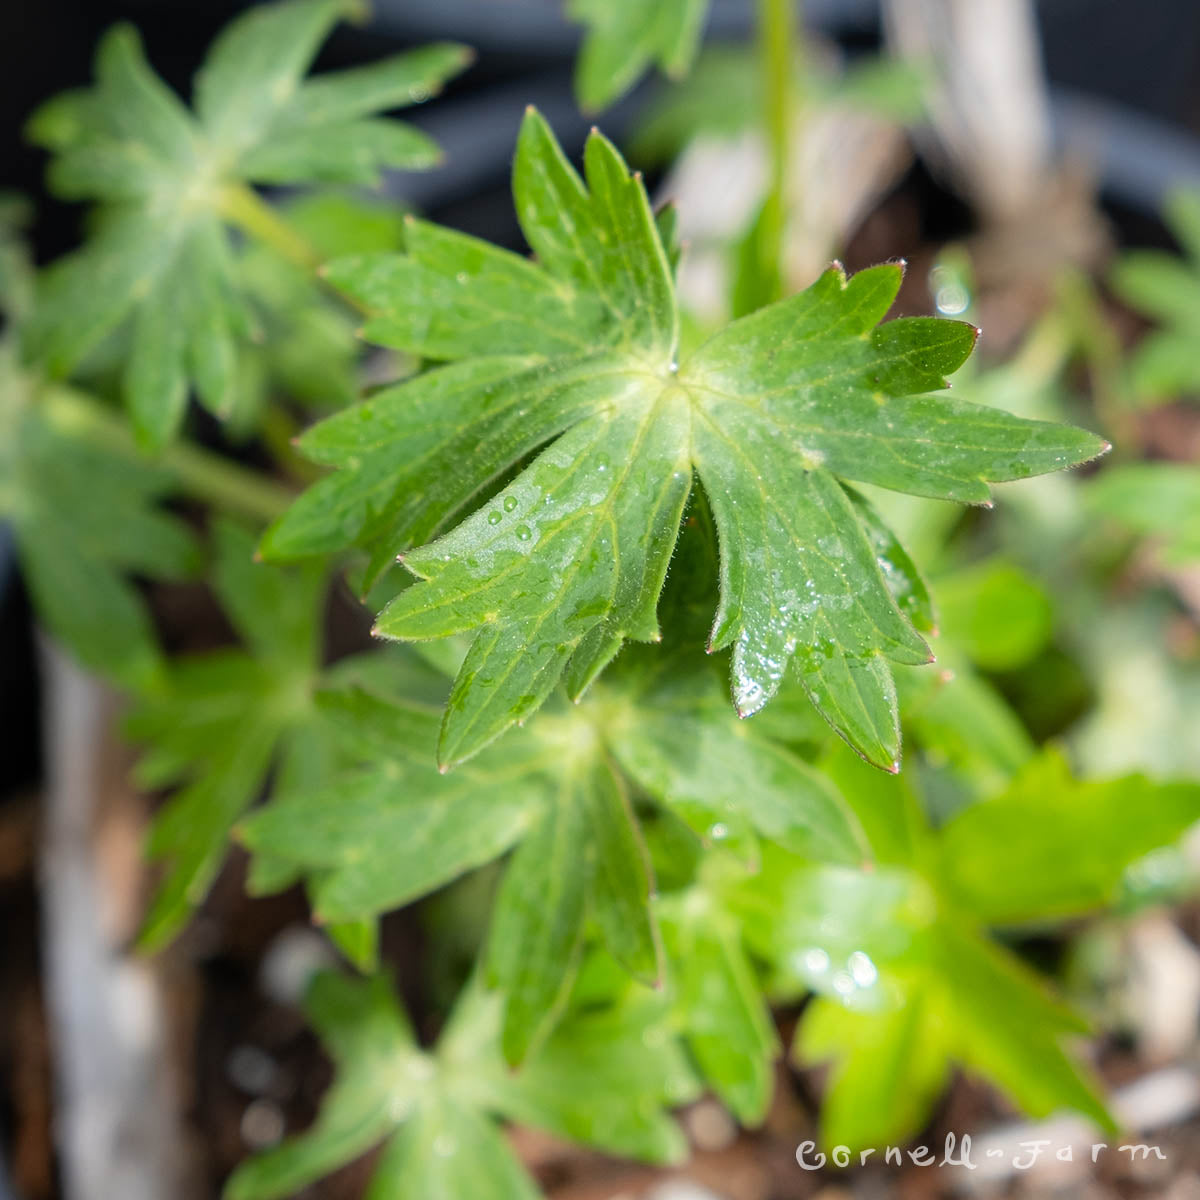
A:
[758, 0, 797, 288]
[217, 183, 323, 273]
[44, 387, 295, 524]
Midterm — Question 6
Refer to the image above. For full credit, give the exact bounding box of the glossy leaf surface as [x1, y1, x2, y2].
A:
[267, 110, 1104, 769]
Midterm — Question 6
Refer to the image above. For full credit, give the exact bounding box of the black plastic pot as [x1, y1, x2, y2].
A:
[0, 1152, 18, 1200]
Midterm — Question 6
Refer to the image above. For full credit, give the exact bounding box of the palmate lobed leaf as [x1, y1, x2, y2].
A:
[225, 969, 698, 1200]
[935, 748, 1200, 925]
[23, 0, 470, 449]
[266, 108, 1105, 770]
[726, 848, 1112, 1152]
[0, 375, 199, 693]
[238, 649, 861, 1064]
[124, 520, 335, 949]
[722, 740, 1200, 1151]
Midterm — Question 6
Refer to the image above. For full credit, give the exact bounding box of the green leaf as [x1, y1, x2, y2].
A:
[275, 110, 1102, 768]
[24, 1, 468, 447]
[930, 919, 1111, 1129]
[728, 848, 1112, 1142]
[230, 971, 694, 1199]
[364, 1097, 540, 1200]
[326, 917, 379, 973]
[231, 190, 407, 430]
[488, 777, 591, 1065]
[722, 743, 1129, 1143]
[722, 849, 937, 1003]
[225, 972, 429, 1200]
[461, 984, 700, 1164]
[567, 0, 708, 111]
[0, 193, 34, 321]
[897, 660, 1035, 790]
[1109, 188, 1200, 401]
[585, 759, 661, 982]
[195, 0, 357, 149]
[933, 559, 1052, 670]
[605, 664, 867, 863]
[1, 374, 198, 692]
[237, 735, 549, 923]
[935, 749, 1200, 924]
[485, 747, 664, 1063]
[136, 701, 277, 948]
[795, 919, 1112, 1149]
[1165, 188, 1200, 263]
[845, 484, 935, 634]
[125, 520, 329, 947]
[1087, 462, 1200, 562]
[797, 985, 951, 1151]
[662, 897, 779, 1125]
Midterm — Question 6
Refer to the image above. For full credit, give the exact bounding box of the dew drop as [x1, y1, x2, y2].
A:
[487, 510, 502, 525]
[802, 948, 830, 974]
[832, 970, 856, 996]
[516, 525, 532, 541]
[848, 950, 878, 988]
[503, 495, 518, 512]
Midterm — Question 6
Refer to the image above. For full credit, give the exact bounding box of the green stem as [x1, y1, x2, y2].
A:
[260, 401, 324, 485]
[758, 0, 797, 287]
[217, 183, 323, 273]
[44, 387, 295, 524]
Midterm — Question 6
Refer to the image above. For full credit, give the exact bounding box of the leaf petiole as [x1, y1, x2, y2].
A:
[218, 182, 324, 274]
[43, 386, 295, 523]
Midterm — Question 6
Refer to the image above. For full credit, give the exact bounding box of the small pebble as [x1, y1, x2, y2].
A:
[646, 1181, 728, 1200]
[240, 1099, 285, 1149]
[258, 926, 340, 1007]
[685, 1098, 738, 1152]
[226, 1044, 277, 1095]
